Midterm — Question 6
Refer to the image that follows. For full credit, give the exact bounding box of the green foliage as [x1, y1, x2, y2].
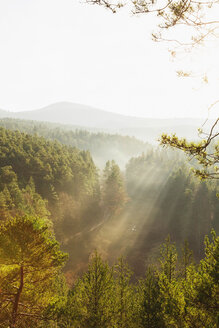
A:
[138, 268, 164, 328]
[125, 152, 218, 264]
[159, 236, 177, 283]
[113, 257, 137, 328]
[69, 252, 115, 328]
[158, 237, 186, 327]
[0, 230, 218, 327]
[194, 231, 219, 323]
[0, 127, 99, 202]
[102, 160, 128, 216]
[0, 216, 67, 327]
[0, 124, 218, 288]
[0, 127, 103, 273]
[0, 166, 49, 220]
[179, 240, 193, 280]
[160, 131, 219, 181]
[47, 233, 218, 327]
[0, 118, 151, 168]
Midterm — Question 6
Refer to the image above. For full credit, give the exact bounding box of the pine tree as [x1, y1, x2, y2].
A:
[192, 230, 219, 327]
[102, 160, 127, 217]
[0, 216, 67, 328]
[114, 257, 136, 328]
[158, 236, 186, 327]
[180, 240, 193, 280]
[72, 251, 114, 328]
[138, 268, 164, 328]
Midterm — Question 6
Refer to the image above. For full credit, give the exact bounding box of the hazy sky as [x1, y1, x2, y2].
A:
[0, 0, 218, 118]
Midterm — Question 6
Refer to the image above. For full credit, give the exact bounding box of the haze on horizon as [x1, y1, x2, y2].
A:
[0, 0, 219, 119]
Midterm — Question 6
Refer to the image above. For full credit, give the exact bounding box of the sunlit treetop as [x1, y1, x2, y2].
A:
[160, 117, 219, 180]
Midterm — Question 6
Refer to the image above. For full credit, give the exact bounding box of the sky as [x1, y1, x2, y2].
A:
[0, 0, 218, 118]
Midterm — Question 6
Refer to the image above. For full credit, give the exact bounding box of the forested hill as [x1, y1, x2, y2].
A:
[0, 118, 151, 168]
[0, 102, 209, 142]
[0, 127, 99, 202]
[0, 127, 104, 271]
[0, 126, 128, 276]
[1, 125, 218, 279]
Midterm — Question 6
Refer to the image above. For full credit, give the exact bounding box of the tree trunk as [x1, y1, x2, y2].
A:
[10, 265, 24, 328]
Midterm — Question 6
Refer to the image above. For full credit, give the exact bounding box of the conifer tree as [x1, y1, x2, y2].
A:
[72, 251, 114, 328]
[0, 216, 67, 328]
[192, 230, 219, 327]
[158, 236, 186, 327]
[102, 160, 127, 217]
[180, 240, 193, 280]
[159, 235, 177, 283]
[114, 257, 136, 328]
[138, 268, 164, 328]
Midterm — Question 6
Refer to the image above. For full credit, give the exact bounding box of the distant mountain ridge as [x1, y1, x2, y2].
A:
[0, 102, 208, 142]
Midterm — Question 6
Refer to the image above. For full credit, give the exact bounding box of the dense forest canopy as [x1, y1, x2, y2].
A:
[0, 0, 218, 326]
[0, 120, 218, 327]
[0, 125, 218, 273]
[0, 118, 151, 168]
[1, 219, 218, 327]
[0, 127, 99, 201]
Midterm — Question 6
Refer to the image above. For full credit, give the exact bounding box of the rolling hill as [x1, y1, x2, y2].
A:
[0, 102, 208, 142]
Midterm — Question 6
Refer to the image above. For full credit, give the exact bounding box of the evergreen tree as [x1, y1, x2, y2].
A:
[179, 240, 193, 280]
[192, 230, 219, 327]
[72, 251, 114, 328]
[0, 216, 67, 328]
[102, 160, 127, 217]
[138, 268, 164, 328]
[114, 257, 136, 328]
[158, 236, 185, 327]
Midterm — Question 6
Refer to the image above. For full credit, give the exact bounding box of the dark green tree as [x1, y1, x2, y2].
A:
[102, 160, 127, 217]
[72, 251, 115, 328]
[114, 257, 136, 328]
[138, 268, 164, 328]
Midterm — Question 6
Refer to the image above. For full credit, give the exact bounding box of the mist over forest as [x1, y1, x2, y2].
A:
[0, 102, 211, 142]
[1, 0, 219, 323]
[0, 100, 218, 327]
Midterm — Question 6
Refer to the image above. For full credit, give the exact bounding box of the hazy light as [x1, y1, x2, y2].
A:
[0, 0, 218, 118]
